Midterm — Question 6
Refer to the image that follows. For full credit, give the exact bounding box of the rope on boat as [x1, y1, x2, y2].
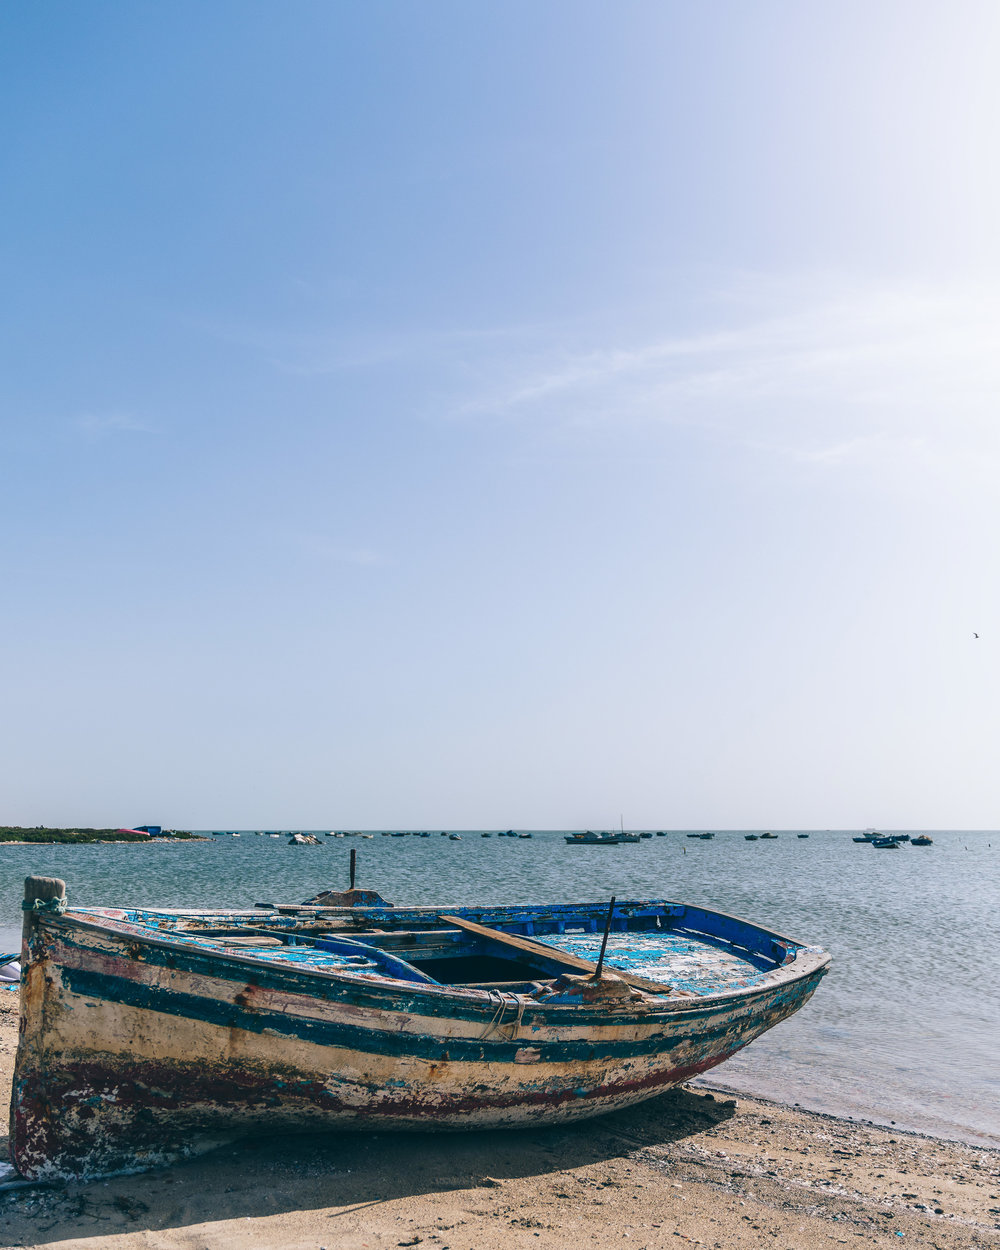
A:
[480, 990, 527, 1040]
[21, 896, 67, 914]
[506, 993, 529, 1040]
[479, 990, 511, 1039]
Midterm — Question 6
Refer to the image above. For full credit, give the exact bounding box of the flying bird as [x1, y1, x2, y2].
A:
[974, 632, 979, 638]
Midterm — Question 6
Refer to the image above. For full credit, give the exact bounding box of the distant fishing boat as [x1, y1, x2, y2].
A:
[564, 831, 640, 845]
[10, 875, 830, 1181]
[910, 835, 933, 846]
[871, 837, 900, 849]
[759, 832, 778, 840]
[797, 834, 809, 839]
[744, 834, 759, 841]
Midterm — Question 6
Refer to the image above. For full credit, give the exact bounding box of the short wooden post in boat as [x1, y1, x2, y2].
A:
[594, 896, 616, 979]
[349, 849, 357, 890]
[22, 875, 66, 963]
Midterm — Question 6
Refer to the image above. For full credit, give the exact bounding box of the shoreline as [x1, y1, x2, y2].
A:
[0, 839, 211, 846]
[0, 1001, 996, 1249]
[691, 1075, 1000, 1155]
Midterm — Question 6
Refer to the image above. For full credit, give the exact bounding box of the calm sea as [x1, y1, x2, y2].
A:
[1, 830, 996, 1148]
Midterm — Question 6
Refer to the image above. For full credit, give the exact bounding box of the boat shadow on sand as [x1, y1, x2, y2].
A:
[0, 1087, 736, 1237]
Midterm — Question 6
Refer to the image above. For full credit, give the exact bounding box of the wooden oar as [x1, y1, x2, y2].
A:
[440, 914, 688, 996]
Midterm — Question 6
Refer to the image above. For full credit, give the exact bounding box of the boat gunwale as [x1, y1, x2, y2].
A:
[87, 896, 813, 950]
[48, 903, 831, 1016]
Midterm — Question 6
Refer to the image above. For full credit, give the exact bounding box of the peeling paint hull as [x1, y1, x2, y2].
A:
[9, 899, 829, 1180]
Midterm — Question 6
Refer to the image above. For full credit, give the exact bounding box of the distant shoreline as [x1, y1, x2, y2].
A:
[0, 839, 210, 845]
[0, 827, 205, 845]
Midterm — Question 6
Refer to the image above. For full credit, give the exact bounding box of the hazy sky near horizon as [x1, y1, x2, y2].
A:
[2, 2, 999, 828]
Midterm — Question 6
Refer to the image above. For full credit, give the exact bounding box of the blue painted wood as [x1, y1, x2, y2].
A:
[312, 936, 439, 984]
[75, 898, 807, 994]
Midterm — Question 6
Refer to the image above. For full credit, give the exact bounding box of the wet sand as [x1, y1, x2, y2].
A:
[0, 996, 997, 1249]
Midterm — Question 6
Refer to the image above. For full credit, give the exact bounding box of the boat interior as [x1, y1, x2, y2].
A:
[76, 901, 799, 998]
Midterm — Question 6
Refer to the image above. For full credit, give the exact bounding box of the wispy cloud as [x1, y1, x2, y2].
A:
[446, 278, 1000, 479]
[202, 318, 549, 378]
[75, 412, 152, 438]
[208, 274, 1000, 483]
[295, 534, 385, 567]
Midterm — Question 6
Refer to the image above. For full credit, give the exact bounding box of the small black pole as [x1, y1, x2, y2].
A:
[594, 895, 616, 978]
[349, 848, 357, 890]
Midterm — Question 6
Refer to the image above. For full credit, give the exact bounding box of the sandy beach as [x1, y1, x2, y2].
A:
[0, 997, 996, 1250]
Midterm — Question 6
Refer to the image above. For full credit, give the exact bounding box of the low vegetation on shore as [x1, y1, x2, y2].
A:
[0, 826, 195, 843]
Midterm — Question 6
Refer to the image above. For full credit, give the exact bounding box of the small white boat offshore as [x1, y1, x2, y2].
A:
[10, 876, 829, 1182]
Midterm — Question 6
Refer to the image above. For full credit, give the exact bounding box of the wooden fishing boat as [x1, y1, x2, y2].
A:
[10, 876, 830, 1182]
[564, 831, 640, 845]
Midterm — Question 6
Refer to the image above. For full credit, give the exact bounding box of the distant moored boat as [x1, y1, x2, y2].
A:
[564, 831, 640, 845]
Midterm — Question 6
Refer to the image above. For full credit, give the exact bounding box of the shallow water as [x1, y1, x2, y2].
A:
[2, 829, 996, 1147]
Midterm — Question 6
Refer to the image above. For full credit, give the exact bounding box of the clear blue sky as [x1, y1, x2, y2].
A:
[2, 2, 998, 828]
